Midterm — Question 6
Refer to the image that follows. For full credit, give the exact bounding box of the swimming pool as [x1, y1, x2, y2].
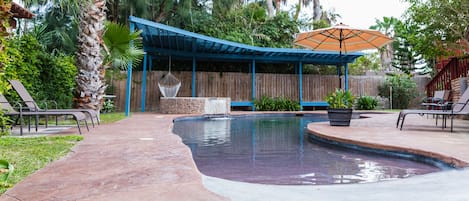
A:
[172, 114, 443, 185]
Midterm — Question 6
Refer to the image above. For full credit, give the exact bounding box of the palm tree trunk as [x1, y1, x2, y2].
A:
[266, 0, 274, 18]
[312, 0, 321, 21]
[381, 44, 394, 71]
[74, 0, 106, 111]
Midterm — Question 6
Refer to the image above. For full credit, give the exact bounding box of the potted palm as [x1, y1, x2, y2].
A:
[325, 88, 355, 126]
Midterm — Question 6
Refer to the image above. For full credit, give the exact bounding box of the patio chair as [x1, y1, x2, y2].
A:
[0, 94, 89, 135]
[397, 88, 469, 132]
[421, 90, 451, 110]
[8, 80, 100, 127]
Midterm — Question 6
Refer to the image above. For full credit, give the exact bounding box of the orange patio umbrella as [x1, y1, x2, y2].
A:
[294, 23, 393, 89]
[294, 23, 393, 55]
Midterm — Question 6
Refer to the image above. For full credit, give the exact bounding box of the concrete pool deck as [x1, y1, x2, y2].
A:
[1, 111, 469, 201]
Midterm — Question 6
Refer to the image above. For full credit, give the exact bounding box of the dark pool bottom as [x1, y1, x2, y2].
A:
[173, 114, 450, 185]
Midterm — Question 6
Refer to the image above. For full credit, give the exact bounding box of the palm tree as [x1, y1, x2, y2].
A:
[370, 17, 399, 72]
[266, 0, 274, 17]
[23, 0, 106, 111]
[293, 0, 316, 21]
[74, 0, 107, 111]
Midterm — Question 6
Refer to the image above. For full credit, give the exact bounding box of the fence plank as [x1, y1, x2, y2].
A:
[109, 71, 429, 111]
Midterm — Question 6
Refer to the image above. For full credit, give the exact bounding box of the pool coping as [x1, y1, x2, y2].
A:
[306, 113, 469, 168]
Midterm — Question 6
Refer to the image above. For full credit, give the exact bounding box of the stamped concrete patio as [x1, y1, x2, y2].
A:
[1, 111, 469, 201]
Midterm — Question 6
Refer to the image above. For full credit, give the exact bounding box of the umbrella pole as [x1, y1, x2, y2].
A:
[337, 64, 342, 89]
[338, 48, 343, 89]
[339, 34, 343, 90]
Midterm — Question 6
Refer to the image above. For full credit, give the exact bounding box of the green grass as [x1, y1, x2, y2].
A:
[37, 112, 127, 126]
[99, 112, 126, 123]
[0, 135, 83, 194]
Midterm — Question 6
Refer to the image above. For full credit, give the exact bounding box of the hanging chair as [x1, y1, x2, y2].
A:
[158, 56, 181, 97]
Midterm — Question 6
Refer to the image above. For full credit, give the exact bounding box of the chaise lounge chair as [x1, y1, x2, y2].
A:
[421, 90, 451, 109]
[397, 88, 469, 132]
[0, 94, 89, 135]
[8, 80, 100, 127]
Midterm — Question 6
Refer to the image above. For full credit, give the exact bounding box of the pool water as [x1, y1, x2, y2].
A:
[172, 114, 442, 185]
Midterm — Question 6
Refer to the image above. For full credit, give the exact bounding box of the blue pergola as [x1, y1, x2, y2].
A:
[126, 16, 363, 116]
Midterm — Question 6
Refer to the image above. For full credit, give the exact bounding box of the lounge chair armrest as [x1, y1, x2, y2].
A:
[22, 100, 40, 111]
[37, 100, 58, 110]
[12, 101, 25, 112]
[451, 102, 467, 112]
[422, 97, 434, 103]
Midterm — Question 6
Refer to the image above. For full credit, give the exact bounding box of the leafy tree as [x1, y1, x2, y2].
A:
[28, 5, 78, 54]
[185, 2, 299, 48]
[392, 38, 428, 75]
[403, 0, 469, 60]
[348, 52, 380, 75]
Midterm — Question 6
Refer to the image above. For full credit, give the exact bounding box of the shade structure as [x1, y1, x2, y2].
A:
[294, 23, 393, 54]
[294, 23, 392, 89]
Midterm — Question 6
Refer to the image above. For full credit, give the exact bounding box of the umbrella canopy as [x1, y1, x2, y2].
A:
[294, 23, 393, 54]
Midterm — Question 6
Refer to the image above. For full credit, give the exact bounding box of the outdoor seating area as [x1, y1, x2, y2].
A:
[8, 80, 100, 127]
[0, 94, 89, 135]
[0, 80, 102, 135]
[421, 90, 451, 110]
[397, 88, 469, 132]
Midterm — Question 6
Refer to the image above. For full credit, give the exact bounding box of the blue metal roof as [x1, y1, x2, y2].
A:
[128, 16, 363, 65]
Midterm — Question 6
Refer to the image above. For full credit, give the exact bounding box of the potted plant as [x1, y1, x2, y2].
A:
[325, 88, 355, 126]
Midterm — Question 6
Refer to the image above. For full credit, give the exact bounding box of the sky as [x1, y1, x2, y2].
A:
[13, 0, 408, 30]
[320, 0, 410, 29]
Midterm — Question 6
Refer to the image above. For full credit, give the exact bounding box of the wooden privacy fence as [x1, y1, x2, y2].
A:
[110, 71, 429, 112]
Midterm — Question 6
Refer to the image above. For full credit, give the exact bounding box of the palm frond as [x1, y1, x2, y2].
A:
[103, 21, 144, 70]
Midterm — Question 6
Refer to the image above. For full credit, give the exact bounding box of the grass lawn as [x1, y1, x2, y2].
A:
[42, 112, 127, 126]
[100, 112, 126, 124]
[0, 135, 83, 194]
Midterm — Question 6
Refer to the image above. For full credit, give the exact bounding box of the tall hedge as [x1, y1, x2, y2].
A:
[2, 34, 77, 109]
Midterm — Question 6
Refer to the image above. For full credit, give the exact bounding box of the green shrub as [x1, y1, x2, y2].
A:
[101, 99, 115, 113]
[2, 34, 77, 109]
[0, 37, 13, 136]
[325, 88, 355, 109]
[0, 108, 12, 137]
[254, 96, 301, 111]
[356, 96, 378, 110]
[378, 74, 417, 109]
[38, 54, 77, 108]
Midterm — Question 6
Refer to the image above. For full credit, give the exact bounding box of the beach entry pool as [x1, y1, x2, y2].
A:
[172, 114, 442, 185]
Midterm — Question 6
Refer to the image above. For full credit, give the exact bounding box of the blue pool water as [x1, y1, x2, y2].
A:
[172, 114, 442, 185]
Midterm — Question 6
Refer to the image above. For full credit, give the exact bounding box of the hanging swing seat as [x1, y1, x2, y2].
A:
[158, 72, 181, 97]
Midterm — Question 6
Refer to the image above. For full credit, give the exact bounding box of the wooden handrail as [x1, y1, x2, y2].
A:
[425, 56, 469, 97]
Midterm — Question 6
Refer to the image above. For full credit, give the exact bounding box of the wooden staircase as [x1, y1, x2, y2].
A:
[425, 56, 469, 97]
